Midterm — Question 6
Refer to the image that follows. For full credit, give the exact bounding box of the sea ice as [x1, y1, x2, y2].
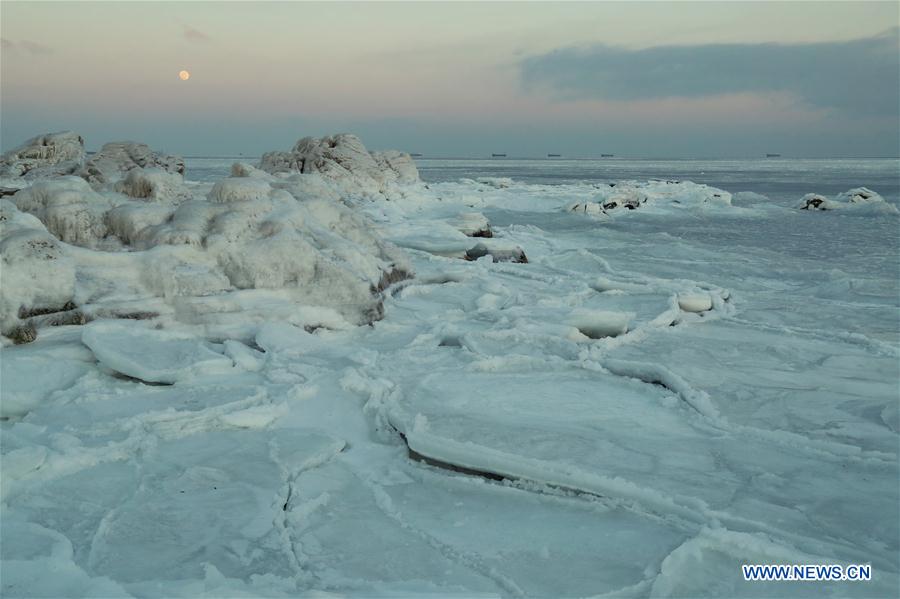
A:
[81, 321, 236, 384]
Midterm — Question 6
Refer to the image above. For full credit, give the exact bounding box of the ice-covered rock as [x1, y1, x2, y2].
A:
[10, 176, 117, 246]
[114, 168, 193, 203]
[81, 141, 185, 186]
[475, 177, 514, 189]
[0, 200, 76, 338]
[677, 292, 713, 313]
[452, 212, 493, 237]
[797, 193, 831, 210]
[836, 187, 886, 205]
[568, 180, 732, 217]
[0, 131, 85, 180]
[464, 243, 528, 263]
[566, 309, 632, 339]
[3, 167, 413, 341]
[798, 187, 897, 213]
[259, 133, 419, 197]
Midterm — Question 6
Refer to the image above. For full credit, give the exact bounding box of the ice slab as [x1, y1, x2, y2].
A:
[81, 321, 235, 384]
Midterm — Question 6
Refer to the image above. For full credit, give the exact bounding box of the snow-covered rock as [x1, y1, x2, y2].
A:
[567, 309, 632, 339]
[464, 243, 528, 263]
[568, 180, 732, 217]
[114, 168, 192, 203]
[81, 141, 185, 186]
[2, 166, 413, 341]
[677, 292, 713, 313]
[475, 177, 514, 189]
[259, 134, 419, 197]
[0, 201, 76, 338]
[452, 212, 493, 238]
[0, 131, 85, 180]
[798, 187, 897, 213]
[11, 177, 117, 245]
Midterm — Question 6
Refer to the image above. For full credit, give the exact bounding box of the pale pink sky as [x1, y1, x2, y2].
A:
[2, 1, 897, 156]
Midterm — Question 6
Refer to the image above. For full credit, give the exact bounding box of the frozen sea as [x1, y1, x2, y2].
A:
[2, 156, 898, 597]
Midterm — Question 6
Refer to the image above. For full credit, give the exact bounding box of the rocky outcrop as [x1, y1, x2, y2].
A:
[259, 134, 419, 197]
[0, 200, 77, 339]
[0, 131, 85, 180]
[2, 172, 413, 342]
[81, 141, 185, 186]
[10, 177, 116, 246]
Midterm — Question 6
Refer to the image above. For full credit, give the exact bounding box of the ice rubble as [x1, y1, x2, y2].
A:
[0, 131, 85, 180]
[259, 133, 419, 197]
[797, 186, 898, 213]
[567, 180, 733, 216]
[0, 135, 415, 344]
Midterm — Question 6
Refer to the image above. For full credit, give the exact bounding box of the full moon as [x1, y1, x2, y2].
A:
[179, 70, 190, 81]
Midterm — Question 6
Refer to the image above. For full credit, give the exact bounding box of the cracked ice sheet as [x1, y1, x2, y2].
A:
[3, 173, 899, 598]
[4, 427, 346, 593]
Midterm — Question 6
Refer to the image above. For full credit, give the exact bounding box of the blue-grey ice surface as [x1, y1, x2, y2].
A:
[2, 157, 898, 597]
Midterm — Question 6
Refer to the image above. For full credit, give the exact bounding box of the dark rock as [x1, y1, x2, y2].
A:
[464, 243, 528, 264]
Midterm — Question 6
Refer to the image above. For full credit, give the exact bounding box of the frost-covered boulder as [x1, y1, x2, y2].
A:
[258, 134, 419, 197]
[11, 177, 117, 246]
[797, 193, 831, 210]
[81, 141, 185, 186]
[114, 168, 193, 203]
[0, 131, 85, 180]
[0, 200, 76, 339]
[567, 180, 732, 217]
[797, 187, 897, 213]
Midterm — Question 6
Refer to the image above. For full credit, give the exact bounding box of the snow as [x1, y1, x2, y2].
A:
[1, 150, 898, 597]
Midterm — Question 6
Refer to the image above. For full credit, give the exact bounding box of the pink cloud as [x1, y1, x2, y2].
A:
[184, 26, 210, 43]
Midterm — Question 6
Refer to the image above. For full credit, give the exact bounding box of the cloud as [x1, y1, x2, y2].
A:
[520, 29, 900, 116]
[1, 38, 54, 55]
[184, 26, 210, 43]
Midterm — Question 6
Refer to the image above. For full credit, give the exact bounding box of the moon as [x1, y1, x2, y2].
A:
[179, 70, 190, 81]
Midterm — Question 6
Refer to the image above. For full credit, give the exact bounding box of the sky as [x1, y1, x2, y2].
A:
[2, 1, 898, 158]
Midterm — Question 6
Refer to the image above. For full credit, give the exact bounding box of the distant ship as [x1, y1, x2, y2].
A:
[492, 153, 507, 157]
[410, 153, 423, 157]
[547, 153, 561, 158]
[601, 153, 614, 158]
[766, 153, 781, 158]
